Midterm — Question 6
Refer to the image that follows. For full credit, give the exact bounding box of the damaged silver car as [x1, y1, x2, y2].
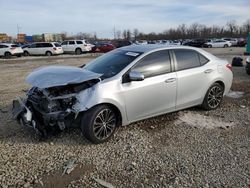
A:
[12, 45, 233, 143]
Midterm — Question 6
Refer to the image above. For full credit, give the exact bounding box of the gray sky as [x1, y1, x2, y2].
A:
[0, 0, 249, 38]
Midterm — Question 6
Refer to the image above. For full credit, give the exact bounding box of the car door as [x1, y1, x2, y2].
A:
[173, 49, 212, 109]
[68, 41, 76, 52]
[28, 43, 37, 55]
[61, 41, 68, 52]
[0, 45, 5, 56]
[122, 50, 177, 122]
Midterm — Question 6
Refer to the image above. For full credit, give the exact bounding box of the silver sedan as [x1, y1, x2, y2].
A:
[13, 45, 233, 143]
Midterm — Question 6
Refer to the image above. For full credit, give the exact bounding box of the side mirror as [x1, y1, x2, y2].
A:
[129, 71, 144, 81]
[79, 64, 86, 68]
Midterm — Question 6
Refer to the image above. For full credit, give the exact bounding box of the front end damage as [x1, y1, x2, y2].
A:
[12, 66, 101, 138]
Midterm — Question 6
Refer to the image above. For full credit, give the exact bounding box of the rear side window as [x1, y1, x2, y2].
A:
[132, 50, 171, 78]
[30, 43, 37, 48]
[61, 41, 68, 45]
[54, 43, 61, 47]
[44, 43, 53, 47]
[0, 45, 8, 48]
[76, 41, 83, 44]
[11, 45, 19, 47]
[69, 41, 75, 45]
[199, 54, 209, 65]
[174, 49, 200, 71]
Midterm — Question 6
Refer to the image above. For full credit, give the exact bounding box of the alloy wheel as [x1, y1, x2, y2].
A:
[93, 109, 116, 140]
[207, 85, 223, 109]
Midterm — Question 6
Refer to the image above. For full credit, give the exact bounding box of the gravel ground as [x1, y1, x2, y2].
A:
[0, 47, 249, 188]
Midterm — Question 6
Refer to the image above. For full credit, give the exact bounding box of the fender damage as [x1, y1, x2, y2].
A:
[12, 65, 102, 137]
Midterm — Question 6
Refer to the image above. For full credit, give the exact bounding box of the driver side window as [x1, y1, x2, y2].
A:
[132, 50, 171, 78]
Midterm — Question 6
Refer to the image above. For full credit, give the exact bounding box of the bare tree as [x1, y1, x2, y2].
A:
[226, 20, 237, 36]
[133, 29, 139, 40]
[116, 30, 121, 39]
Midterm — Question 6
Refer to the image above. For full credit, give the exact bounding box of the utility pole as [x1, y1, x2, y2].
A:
[113, 26, 116, 39]
[17, 24, 21, 34]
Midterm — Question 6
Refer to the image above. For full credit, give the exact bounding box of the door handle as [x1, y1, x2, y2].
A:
[204, 69, 214, 73]
[165, 78, 176, 83]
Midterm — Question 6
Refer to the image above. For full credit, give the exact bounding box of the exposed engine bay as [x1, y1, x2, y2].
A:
[12, 65, 102, 138]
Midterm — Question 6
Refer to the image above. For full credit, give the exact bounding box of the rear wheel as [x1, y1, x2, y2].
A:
[75, 48, 82, 55]
[45, 51, 52, 56]
[81, 105, 117, 144]
[23, 51, 29, 56]
[4, 52, 11, 58]
[208, 45, 212, 48]
[246, 70, 250, 75]
[224, 44, 229, 48]
[202, 83, 224, 110]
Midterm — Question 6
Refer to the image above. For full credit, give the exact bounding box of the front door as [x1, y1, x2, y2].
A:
[122, 50, 177, 122]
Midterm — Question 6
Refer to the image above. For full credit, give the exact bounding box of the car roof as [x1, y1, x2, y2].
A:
[119, 44, 201, 53]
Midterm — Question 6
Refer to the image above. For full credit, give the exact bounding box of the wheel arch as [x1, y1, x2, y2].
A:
[84, 103, 123, 127]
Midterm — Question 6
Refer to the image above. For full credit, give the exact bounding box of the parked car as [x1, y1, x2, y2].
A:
[61, 40, 92, 54]
[203, 39, 232, 48]
[0, 43, 23, 58]
[23, 42, 63, 56]
[13, 45, 233, 144]
[92, 42, 115, 53]
[237, 38, 247, 47]
[222, 38, 238, 46]
[21, 44, 31, 49]
[112, 40, 132, 48]
[183, 39, 207, 47]
[246, 56, 250, 75]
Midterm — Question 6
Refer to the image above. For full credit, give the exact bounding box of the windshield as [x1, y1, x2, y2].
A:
[84, 50, 141, 78]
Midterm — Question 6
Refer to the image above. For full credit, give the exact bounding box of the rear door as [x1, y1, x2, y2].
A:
[28, 43, 37, 54]
[173, 49, 212, 109]
[68, 41, 76, 52]
[122, 50, 177, 122]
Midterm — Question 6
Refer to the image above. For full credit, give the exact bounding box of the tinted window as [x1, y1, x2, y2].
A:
[0, 45, 8, 48]
[132, 50, 171, 78]
[11, 45, 19, 47]
[61, 41, 68, 45]
[54, 43, 61, 47]
[76, 41, 83, 44]
[69, 41, 75, 45]
[199, 54, 209, 65]
[30, 43, 37, 48]
[44, 43, 53, 47]
[85, 50, 141, 79]
[174, 49, 200, 71]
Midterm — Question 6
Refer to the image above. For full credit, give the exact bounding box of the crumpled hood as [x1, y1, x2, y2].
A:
[26, 66, 102, 89]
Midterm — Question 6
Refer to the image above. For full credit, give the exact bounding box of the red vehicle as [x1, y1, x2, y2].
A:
[92, 42, 115, 53]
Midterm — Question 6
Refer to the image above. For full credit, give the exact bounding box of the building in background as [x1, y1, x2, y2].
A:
[32, 34, 43, 42]
[0, 33, 9, 42]
[43, 33, 54, 42]
[25, 36, 33, 43]
[17, 33, 26, 43]
[53, 34, 62, 42]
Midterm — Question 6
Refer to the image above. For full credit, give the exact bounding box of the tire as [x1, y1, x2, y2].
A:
[4, 52, 11, 58]
[75, 48, 82, 55]
[45, 51, 52, 56]
[202, 83, 224, 110]
[246, 70, 250, 75]
[23, 51, 29, 56]
[81, 105, 117, 144]
[224, 44, 228, 48]
[208, 45, 212, 48]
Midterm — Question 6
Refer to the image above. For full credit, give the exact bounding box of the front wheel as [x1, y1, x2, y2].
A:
[224, 44, 229, 48]
[45, 51, 52, 56]
[202, 83, 224, 110]
[81, 105, 117, 144]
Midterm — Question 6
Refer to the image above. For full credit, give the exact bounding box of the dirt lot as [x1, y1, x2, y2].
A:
[0, 48, 249, 187]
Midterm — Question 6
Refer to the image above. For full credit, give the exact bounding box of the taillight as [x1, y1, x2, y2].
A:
[53, 47, 57, 50]
[226, 63, 232, 71]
